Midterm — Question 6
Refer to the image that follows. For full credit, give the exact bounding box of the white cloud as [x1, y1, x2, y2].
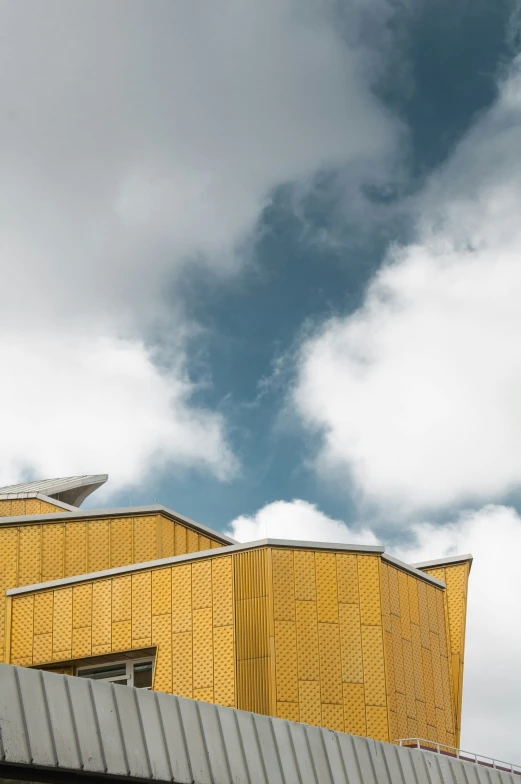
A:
[229, 498, 521, 762]
[0, 0, 400, 488]
[228, 497, 379, 543]
[0, 332, 235, 491]
[293, 57, 521, 513]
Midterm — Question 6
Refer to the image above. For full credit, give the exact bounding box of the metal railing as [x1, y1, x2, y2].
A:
[396, 739, 521, 775]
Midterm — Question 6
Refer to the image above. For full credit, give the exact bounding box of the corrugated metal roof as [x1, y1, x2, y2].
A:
[0, 663, 514, 784]
[0, 474, 108, 506]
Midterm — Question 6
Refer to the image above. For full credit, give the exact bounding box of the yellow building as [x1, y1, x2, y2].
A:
[0, 475, 471, 750]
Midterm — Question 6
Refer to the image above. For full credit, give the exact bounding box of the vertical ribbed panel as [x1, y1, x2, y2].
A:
[234, 548, 270, 714]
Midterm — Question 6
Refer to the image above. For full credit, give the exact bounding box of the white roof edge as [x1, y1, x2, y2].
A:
[0, 474, 108, 505]
[410, 553, 473, 571]
[6, 539, 400, 596]
[0, 503, 237, 545]
[382, 553, 446, 588]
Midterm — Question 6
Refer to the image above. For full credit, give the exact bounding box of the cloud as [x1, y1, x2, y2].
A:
[228, 497, 379, 543]
[229, 497, 521, 762]
[293, 57, 521, 513]
[0, 332, 235, 491]
[0, 0, 400, 488]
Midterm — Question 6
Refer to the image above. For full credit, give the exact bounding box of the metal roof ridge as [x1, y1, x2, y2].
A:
[6, 538, 451, 596]
[381, 552, 446, 588]
[0, 503, 237, 545]
[410, 553, 473, 571]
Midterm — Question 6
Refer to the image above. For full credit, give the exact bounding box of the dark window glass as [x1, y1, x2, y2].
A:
[133, 661, 153, 688]
[78, 663, 127, 680]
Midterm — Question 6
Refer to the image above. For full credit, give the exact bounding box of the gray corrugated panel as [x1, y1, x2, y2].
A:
[17, 667, 57, 767]
[154, 691, 192, 783]
[0, 474, 108, 507]
[0, 665, 31, 764]
[40, 669, 81, 770]
[0, 664, 518, 784]
[89, 677, 128, 776]
[65, 675, 106, 773]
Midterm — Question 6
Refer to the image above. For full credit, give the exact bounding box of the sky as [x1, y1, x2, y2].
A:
[0, 0, 520, 761]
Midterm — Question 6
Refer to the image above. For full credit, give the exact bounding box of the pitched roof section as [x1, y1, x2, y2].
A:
[0, 474, 108, 507]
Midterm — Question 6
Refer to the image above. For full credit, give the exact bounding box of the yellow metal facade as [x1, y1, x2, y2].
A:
[0, 498, 64, 516]
[421, 561, 470, 746]
[0, 512, 223, 663]
[4, 544, 470, 750]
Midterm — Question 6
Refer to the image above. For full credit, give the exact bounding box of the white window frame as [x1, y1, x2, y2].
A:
[76, 656, 154, 688]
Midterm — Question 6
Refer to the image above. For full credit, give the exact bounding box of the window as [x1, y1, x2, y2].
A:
[77, 658, 153, 688]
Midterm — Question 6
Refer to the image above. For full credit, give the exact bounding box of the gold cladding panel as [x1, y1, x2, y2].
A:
[174, 524, 187, 556]
[87, 521, 110, 573]
[339, 603, 363, 683]
[6, 545, 466, 749]
[382, 564, 459, 749]
[64, 523, 87, 576]
[8, 551, 235, 706]
[18, 526, 41, 586]
[0, 499, 64, 516]
[42, 525, 64, 582]
[358, 556, 381, 626]
[315, 552, 338, 623]
[294, 551, 316, 601]
[272, 549, 295, 621]
[109, 518, 133, 568]
[161, 519, 175, 559]
[133, 517, 158, 563]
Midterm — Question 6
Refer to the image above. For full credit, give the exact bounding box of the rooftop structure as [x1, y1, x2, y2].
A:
[0, 473, 108, 511]
[1, 663, 516, 784]
[0, 475, 472, 752]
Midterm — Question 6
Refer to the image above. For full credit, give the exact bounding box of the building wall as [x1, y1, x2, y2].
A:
[0, 498, 64, 516]
[269, 549, 388, 740]
[380, 562, 455, 749]
[0, 513, 222, 663]
[5, 546, 468, 750]
[235, 548, 271, 715]
[7, 551, 236, 709]
[421, 561, 470, 747]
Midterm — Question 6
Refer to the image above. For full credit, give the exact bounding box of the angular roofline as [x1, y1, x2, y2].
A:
[0, 503, 237, 545]
[410, 553, 473, 572]
[382, 553, 445, 588]
[0, 474, 108, 507]
[6, 538, 449, 595]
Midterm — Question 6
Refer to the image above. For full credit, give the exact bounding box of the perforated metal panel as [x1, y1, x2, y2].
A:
[5, 542, 466, 751]
[42, 525, 64, 582]
[380, 563, 458, 748]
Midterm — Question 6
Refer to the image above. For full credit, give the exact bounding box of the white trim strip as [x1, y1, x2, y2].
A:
[6, 539, 456, 596]
[410, 554, 473, 571]
[0, 503, 237, 545]
[382, 553, 446, 588]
